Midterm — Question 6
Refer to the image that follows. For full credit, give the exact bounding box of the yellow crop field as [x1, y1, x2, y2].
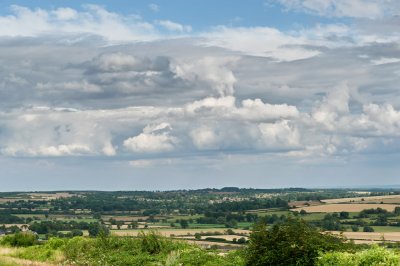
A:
[330, 231, 400, 242]
[293, 203, 400, 213]
[321, 195, 400, 204]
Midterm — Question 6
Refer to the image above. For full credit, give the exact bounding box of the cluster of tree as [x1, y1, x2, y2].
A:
[0, 224, 22, 234]
[87, 223, 110, 237]
[348, 225, 374, 232]
[355, 208, 400, 226]
[0, 209, 48, 215]
[29, 220, 92, 234]
[358, 208, 389, 218]
[0, 213, 25, 224]
[1, 232, 38, 247]
[195, 212, 258, 225]
[312, 208, 400, 230]
[5, 189, 389, 218]
[320, 213, 346, 231]
[245, 218, 351, 266]
[259, 214, 287, 225]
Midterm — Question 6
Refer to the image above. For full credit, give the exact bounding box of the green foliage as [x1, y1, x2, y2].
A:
[71, 229, 83, 236]
[63, 236, 93, 263]
[321, 213, 344, 231]
[237, 237, 247, 244]
[60, 232, 245, 265]
[363, 226, 375, 232]
[173, 248, 224, 266]
[13, 245, 61, 262]
[204, 237, 227, 242]
[339, 211, 349, 219]
[88, 222, 109, 237]
[29, 220, 92, 234]
[1, 232, 38, 247]
[0, 214, 24, 224]
[225, 219, 238, 228]
[179, 219, 189, 229]
[351, 225, 360, 232]
[46, 237, 68, 249]
[374, 214, 388, 226]
[0, 258, 21, 266]
[245, 218, 347, 266]
[167, 248, 245, 266]
[130, 221, 139, 229]
[139, 230, 167, 254]
[10, 237, 66, 263]
[318, 245, 400, 266]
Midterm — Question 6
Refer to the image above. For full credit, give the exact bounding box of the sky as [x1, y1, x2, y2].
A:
[0, 1, 400, 191]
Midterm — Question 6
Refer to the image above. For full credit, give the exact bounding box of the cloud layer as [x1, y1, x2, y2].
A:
[0, 4, 399, 179]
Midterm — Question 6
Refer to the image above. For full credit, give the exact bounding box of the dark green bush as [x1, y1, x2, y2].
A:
[1, 232, 38, 247]
[245, 218, 347, 266]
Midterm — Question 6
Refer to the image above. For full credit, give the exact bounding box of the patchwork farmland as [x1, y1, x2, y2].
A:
[1, 188, 400, 264]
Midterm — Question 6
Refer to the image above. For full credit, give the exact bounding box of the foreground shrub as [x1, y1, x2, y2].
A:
[318, 245, 400, 266]
[245, 218, 347, 266]
[139, 230, 168, 254]
[1, 232, 244, 265]
[62, 231, 245, 266]
[13, 245, 63, 262]
[163, 248, 244, 266]
[10, 236, 67, 263]
[1, 232, 38, 247]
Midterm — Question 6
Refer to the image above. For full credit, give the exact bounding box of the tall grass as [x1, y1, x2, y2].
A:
[10, 238, 66, 263]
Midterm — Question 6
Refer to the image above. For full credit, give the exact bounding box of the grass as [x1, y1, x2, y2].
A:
[0, 257, 20, 266]
[348, 212, 360, 218]
[371, 226, 400, 232]
[12, 246, 64, 263]
[247, 210, 291, 216]
[53, 218, 98, 223]
[168, 214, 204, 220]
[300, 213, 326, 221]
[189, 223, 226, 228]
[15, 214, 46, 219]
[0, 247, 19, 266]
[388, 215, 400, 221]
[237, 222, 253, 228]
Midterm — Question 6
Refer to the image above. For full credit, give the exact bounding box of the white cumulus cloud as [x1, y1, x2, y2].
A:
[124, 123, 178, 153]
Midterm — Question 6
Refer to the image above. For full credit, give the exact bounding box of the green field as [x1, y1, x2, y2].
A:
[371, 226, 400, 232]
